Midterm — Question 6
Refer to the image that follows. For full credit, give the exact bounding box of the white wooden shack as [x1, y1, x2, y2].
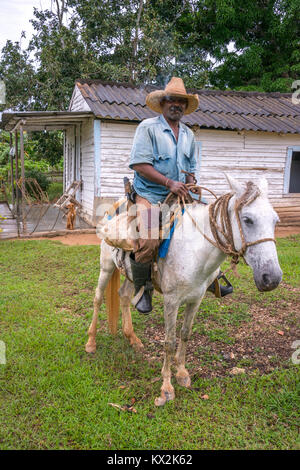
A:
[67, 79, 300, 227]
[1, 80, 299, 228]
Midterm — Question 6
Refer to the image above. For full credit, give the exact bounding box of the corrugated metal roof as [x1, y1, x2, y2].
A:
[0, 111, 93, 131]
[76, 79, 300, 134]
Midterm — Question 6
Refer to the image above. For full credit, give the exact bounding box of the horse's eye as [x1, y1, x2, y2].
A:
[243, 216, 254, 225]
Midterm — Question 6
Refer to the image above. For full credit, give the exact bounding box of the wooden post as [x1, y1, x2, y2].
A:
[19, 124, 27, 233]
[9, 133, 15, 213]
[14, 130, 20, 236]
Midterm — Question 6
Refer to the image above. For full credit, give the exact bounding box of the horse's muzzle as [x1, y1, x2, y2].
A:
[255, 269, 282, 292]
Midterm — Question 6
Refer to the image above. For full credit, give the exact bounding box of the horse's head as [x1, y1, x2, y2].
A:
[226, 175, 282, 292]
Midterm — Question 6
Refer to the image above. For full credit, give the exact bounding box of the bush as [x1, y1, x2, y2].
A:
[24, 168, 50, 195]
[47, 182, 63, 202]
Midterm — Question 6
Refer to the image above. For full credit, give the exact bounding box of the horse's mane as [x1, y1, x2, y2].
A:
[236, 181, 261, 210]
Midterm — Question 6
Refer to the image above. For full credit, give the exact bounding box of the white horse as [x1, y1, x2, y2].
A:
[85, 176, 282, 406]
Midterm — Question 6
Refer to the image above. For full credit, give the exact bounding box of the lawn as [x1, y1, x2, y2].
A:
[0, 236, 299, 450]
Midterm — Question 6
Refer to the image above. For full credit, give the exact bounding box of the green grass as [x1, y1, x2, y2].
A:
[47, 182, 63, 202]
[0, 237, 299, 450]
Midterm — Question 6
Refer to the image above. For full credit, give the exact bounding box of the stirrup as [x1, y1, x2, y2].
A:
[131, 281, 153, 314]
[208, 273, 233, 298]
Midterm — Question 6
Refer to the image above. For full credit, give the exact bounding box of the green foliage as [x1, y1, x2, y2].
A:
[188, 0, 300, 91]
[0, 129, 62, 186]
[0, 39, 35, 111]
[0, 0, 299, 113]
[47, 182, 63, 202]
[24, 168, 50, 194]
[29, 132, 64, 166]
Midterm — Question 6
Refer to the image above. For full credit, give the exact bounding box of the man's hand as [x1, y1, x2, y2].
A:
[168, 180, 189, 198]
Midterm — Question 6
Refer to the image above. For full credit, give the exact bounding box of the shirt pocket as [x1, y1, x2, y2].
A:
[153, 154, 173, 177]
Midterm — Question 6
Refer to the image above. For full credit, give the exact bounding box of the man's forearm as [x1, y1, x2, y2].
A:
[132, 163, 193, 199]
[185, 174, 195, 184]
[131, 163, 169, 187]
[132, 163, 195, 186]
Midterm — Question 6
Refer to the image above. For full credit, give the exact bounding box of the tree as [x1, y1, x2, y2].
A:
[176, 0, 300, 92]
[0, 39, 35, 111]
[0, 0, 298, 114]
[28, 3, 86, 110]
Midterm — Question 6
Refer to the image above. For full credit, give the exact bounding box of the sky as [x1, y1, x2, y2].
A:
[0, 0, 46, 52]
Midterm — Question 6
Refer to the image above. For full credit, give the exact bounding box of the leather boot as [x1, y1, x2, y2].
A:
[207, 272, 233, 297]
[130, 256, 153, 314]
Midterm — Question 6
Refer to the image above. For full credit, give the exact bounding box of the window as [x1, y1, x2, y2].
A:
[284, 147, 300, 194]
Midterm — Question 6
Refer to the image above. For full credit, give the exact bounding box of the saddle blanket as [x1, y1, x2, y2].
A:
[97, 197, 184, 259]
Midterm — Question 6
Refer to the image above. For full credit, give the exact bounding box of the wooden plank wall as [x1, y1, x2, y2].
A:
[80, 118, 95, 219]
[69, 85, 91, 112]
[99, 121, 300, 226]
[193, 129, 300, 226]
[100, 121, 136, 198]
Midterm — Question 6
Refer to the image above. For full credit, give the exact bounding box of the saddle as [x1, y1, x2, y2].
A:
[97, 181, 183, 255]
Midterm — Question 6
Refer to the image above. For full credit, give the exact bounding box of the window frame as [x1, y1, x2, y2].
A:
[283, 146, 300, 195]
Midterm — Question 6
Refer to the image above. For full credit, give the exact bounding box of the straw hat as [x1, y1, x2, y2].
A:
[146, 77, 199, 115]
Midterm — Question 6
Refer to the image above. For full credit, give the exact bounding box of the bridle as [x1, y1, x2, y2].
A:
[178, 182, 277, 272]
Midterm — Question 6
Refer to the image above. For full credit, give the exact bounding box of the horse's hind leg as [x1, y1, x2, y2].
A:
[85, 249, 115, 353]
[119, 279, 143, 350]
[175, 300, 202, 387]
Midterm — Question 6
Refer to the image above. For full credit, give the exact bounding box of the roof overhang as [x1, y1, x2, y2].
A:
[0, 111, 93, 132]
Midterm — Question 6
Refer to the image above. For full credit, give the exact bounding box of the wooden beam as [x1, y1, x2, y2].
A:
[19, 124, 26, 233]
[9, 133, 15, 213]
[14, 130, 20, 236]
[10, 119, 26, 134]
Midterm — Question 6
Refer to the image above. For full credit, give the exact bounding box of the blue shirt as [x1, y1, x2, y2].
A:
[129, 115, 196, 204]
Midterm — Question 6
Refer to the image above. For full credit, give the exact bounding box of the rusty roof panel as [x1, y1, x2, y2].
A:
[75, 80, 300, 134]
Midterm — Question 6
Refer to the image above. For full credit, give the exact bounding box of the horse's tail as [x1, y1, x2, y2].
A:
[106, 267, 120, 335]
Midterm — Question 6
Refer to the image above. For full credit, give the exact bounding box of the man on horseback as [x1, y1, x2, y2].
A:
[129, 77, 233, 314]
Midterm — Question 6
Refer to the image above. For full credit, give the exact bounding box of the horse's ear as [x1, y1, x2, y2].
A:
[224, 173, 244, 196]
[257, 177, 268, 196]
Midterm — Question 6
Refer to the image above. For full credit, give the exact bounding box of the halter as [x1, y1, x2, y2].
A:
[180, 182, 276, 273]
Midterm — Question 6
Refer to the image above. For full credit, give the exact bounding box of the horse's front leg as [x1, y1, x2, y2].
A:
[155, 297, 180, 407]
[175, 298, 203, 388]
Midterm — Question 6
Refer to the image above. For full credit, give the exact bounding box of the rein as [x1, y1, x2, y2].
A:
[175, 182, 276, 273]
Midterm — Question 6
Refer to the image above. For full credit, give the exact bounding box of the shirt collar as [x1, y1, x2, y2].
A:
[159, 114, 186, 134]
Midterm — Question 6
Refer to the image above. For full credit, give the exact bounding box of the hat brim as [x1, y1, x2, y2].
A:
[146, 90, 199, 115]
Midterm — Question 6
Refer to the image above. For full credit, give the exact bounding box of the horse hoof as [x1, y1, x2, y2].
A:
[85, 342, 96, 353]
[131, 337, 144, 350]
[154, 389, 175, 406]
[155, 396, 167, 407]
[176, 373, 191, 388]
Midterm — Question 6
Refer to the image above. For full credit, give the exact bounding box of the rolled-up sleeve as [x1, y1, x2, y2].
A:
[129, 124, 154, 169]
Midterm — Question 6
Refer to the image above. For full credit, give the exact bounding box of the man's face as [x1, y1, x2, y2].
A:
[161, 95, 188, 123]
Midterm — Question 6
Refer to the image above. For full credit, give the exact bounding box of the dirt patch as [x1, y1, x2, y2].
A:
[32, 233, 101, 245]
[140, 295, 300, 379]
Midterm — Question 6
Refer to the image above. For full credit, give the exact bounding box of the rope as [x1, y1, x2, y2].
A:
[173, 182, 276, 275]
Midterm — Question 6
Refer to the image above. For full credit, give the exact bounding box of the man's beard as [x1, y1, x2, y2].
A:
[167, 106, 183, 122]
